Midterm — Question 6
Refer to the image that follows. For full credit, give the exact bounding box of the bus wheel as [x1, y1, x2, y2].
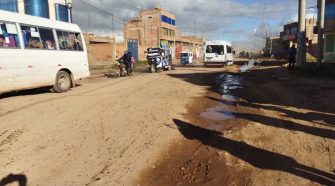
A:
[53, 71, 72, 93]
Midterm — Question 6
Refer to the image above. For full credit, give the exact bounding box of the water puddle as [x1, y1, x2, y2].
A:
[200, 108, 235, 121]
[216, 74, 243, 95]
[200, 74, 243, 123]
[222, 95, 238, 102]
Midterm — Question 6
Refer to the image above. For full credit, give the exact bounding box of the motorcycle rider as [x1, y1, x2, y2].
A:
[118, 50, 133, 72]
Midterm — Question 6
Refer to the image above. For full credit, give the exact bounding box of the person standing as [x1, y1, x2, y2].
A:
[288, 44, 297, 70]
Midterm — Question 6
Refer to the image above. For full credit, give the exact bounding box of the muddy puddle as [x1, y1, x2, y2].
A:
[200, 74, 242, 123]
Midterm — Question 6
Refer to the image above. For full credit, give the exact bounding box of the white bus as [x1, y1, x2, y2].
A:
[204, 41, 234, 66]
[0, 10, 90, 94]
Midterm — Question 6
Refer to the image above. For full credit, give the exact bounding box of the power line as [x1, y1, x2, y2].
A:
[73, 0, 124, 24]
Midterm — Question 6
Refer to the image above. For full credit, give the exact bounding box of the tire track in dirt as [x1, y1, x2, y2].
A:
[0, 74, 149, 118]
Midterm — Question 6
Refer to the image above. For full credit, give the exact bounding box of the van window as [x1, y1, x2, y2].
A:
[0, 22, 20, 48]
[206, 45, 224, 55]
[69, 32, 83, 51]
[21, 25, 43, 49]
[57, 30, 71, 50]
[39, 28, 56, 50]
[227, 46, 232, 54]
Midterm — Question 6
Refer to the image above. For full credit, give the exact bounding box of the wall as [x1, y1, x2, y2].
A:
[89, 43, 113, 65]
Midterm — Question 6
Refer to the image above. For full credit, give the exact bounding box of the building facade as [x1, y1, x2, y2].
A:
[324, 0, 335, 62]
[124, 7, 204, 61]
[280, 18, 318, 58]
[264, 36, 284, 58]
[0, 0, 72, 22]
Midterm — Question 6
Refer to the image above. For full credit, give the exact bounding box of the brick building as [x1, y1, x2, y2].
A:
[83, 33, 126, 65]
[323, 0, 335, 62]
[264, 36, 284, 58]
[124, 7, 204, 61]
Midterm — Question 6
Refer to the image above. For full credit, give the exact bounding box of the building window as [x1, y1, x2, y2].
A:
[0, 0, 18, 12]
[326, 34, 335, 53]
[162, 27, 168, 36]
[55, 3, 69, 22]
[167, 17, 172, 24]
[325, 3, 335, 20]
[171, 30, 175, 37]
[25, 0, 50, 19]
[291, 27, 298, 35]
[161, 15, 175, 26]
[285, 28, 290, 35]
[0, 22, 20, 48]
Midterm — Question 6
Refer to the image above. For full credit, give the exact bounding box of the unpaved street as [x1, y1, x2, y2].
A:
[0, 67, 222, 185]
[1, 65, 335, 186]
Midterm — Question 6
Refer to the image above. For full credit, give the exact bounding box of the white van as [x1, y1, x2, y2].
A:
[0, 10, 90, 94]
[204, 41, 234, 66]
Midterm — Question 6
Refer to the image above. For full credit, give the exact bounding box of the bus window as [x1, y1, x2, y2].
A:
[39, 28, 56, 50]
[0, 22, 20, 48]
[69, 32, 83, 51]
[56, 30, 71, 50]
[21, 25, 43, 49]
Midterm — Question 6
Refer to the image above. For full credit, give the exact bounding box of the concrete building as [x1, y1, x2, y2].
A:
[323, 0, 335, 62]
[0, 0, 72, 22]
[124, 7, 204, 61]
[280, 18, 318, 57]
[264, 36, 284, 58]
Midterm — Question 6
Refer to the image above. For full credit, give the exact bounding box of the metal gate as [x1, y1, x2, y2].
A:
[127, 39, 139, 61]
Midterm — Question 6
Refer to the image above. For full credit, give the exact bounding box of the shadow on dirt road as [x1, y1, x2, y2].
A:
[173, 119, 335, 185]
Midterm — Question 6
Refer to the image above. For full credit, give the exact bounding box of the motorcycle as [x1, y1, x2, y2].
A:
[115, 59, 133, 77]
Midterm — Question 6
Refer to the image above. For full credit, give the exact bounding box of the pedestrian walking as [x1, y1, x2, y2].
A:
[288, 44, 297, 70]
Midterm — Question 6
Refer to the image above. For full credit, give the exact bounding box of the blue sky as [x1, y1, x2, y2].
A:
[73, 0, 317, 51]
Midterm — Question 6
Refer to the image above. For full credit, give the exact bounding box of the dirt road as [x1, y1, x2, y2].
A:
[0, 67, 224, 185]
[1, 65, 335, 186]
[139, 65, 335, 186]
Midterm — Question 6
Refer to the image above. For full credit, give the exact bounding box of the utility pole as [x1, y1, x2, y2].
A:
[88, 15, 91, 64]
[66, 0, 73, 23]
[112, 14, 116, 63]
[317, 0, 325, 67]
[297, 0, 306, 67]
